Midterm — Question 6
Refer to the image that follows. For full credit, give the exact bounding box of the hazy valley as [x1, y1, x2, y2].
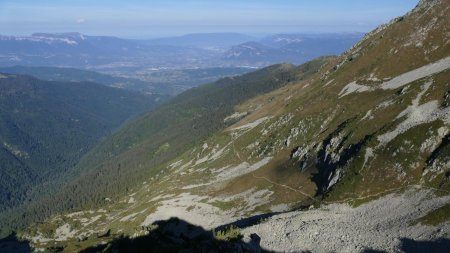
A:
[0, 0, 449, 252]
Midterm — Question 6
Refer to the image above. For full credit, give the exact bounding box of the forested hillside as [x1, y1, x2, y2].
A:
[0, 66, 154, 93]
[0, 57, 329, 237]
[0, 73, 164, 230]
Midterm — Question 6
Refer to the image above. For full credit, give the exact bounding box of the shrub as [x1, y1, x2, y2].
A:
[213, 225, 243, 241]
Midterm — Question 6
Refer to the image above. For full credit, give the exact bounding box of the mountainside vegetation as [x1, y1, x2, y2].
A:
[0, 58, 329, 237]
[0, 73, 165, 234]
[3, 0, 450, 252]
[0, 66, 156, 93]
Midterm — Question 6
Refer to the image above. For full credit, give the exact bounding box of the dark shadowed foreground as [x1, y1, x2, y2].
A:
[1, 218, 450, 253]
[80, 217, 274, 253]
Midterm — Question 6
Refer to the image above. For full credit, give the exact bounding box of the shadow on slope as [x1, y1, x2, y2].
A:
[399, 238, 450, 253]
[0, 233, 31, 253]
[80, 217, 278, 253]
[362, 238, 450, 253]
[216, 212, 281, 231]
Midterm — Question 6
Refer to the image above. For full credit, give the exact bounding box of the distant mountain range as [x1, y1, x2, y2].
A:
[0, 32, 362, 98]
[223, 33, 363, 65]
[0, 32, 363, 70]
[0, 32, 211, 69]
[144, 32, 256, 49]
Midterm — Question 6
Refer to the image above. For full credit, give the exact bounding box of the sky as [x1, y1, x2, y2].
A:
[0, 0, 419, 38]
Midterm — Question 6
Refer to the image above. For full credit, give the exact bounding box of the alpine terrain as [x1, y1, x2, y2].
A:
[1, 0, 449, 252]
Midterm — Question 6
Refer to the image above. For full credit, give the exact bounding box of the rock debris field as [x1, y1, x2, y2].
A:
[242, 187, 450, 253]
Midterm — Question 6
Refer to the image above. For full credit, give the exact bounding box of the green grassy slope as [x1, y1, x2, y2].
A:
[72, 61, 323, 199]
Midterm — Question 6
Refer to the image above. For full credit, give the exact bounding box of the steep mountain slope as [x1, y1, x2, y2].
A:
[0, 58, 329, 238]
[15, 0, 450, 252]
[0, 73, 164, 227]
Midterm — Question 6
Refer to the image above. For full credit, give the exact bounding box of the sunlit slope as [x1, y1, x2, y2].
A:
[18, 0, 450, 251]
[69, 59, 328, 204]
[2, 58, 328, 238]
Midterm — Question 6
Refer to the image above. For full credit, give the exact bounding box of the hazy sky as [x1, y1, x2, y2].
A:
[0, 0, 418, 38]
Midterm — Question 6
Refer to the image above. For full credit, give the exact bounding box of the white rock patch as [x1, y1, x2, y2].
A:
[231, 117, 271, 131]
[361, 110, 373, 121]
[224, 111, 248, 122]
[29, 232, 53, 244]
[324, 79, 334, 86]
[362, 147, 374, 168]
[181, 157, 272, 189]
[381, 56, 450, 90]
[339, 56, 450, 97]
[81, 214, 102, 226]
[220, 188, 274, 216]
[420, 127, 449, 153]
[141, 192, 233, 229]
[215, 157, 272, 182]
[339, 81, 373, 98]
[195, 144, 230, 166]
[377, 81, 450, 146]
[270, 204, 290, 213]
[168, 160, 183, 169]
[120, 209, 147, 222]
[55, 224, 77, 242]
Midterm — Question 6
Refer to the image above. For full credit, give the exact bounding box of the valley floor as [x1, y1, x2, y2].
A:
[242, 186, 450, 253]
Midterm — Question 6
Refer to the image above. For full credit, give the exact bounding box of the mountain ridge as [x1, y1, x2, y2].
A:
[0, 32, 362, 69]
[5, 0, 450, 252]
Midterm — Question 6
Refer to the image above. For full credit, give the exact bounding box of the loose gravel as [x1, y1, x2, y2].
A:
[243, 187, 450, 253]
